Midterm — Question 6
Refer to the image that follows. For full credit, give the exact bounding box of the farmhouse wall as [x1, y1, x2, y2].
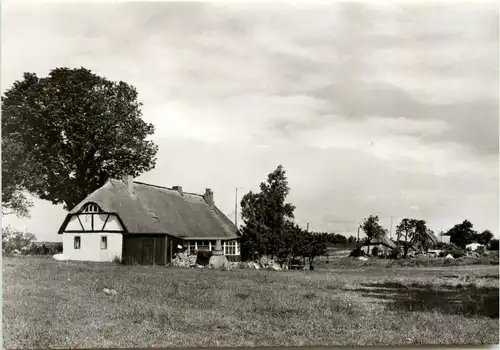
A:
[62, 232, 122, 262]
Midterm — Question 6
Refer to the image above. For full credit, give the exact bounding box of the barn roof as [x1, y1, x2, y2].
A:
[426, 230, 439, 246]
[364, 234, 398, 249]
[63, 179, 238, 239]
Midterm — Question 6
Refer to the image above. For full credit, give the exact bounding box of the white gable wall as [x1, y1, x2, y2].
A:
[104, 216, 123, 231]
[65, 216, 82, 231]
[63, 232, 122, 262]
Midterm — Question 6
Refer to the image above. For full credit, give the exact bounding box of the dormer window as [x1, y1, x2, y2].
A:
[82, 203, 101, 213]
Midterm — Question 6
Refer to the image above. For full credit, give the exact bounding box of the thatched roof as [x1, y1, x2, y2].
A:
[364, 235, 398, 249]
[63, 179, 238, 239]
[425, 230, 439, 246]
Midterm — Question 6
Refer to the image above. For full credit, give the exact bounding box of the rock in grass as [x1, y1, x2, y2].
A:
[53, 253, 68, 261]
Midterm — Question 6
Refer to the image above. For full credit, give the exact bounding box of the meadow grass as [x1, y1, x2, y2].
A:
[3, 256, 499, 348]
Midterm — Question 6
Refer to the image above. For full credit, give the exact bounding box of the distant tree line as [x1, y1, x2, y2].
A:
[442, 220, 495, 249]
[355, 215, 498, 258]
[238, 165, 499, 266]
[2, 226, 62, 256]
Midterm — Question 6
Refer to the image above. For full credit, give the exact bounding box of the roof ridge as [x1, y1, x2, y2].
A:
[133, 181, 204, 197]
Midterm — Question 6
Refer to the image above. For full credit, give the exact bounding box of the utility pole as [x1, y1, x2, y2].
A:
[389, 216, 393, 240]
[306, 222, 309, 232]
[235, 187, 238, 228]
[235, 187, 245, 228]
[357, 225, 360, 247]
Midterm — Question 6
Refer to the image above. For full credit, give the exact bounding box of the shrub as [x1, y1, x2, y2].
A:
[443, 243, 466, 258]
[489, 239, 499, 251]
[475, 246, 486, 255]
[27, 242, 63, 255]
[371, 246, 379, 257]
[349, 248, 365, 257]
[2, 226, 37, 255]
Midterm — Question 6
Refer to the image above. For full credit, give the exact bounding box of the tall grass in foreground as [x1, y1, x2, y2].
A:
[3, 257, 499, 348]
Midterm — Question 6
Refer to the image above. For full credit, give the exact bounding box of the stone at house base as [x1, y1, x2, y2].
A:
[270, 264, 282, 271]
[171, 252, 197, 268]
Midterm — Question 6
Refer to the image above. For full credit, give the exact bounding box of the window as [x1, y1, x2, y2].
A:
[197, 240, 210, 252]
[82, 203, 100, 213]
[101, 236, 107, 250]
[188, 241, 197, 255]
[74, 236, 81, 249]
[224, 240, 237, 255]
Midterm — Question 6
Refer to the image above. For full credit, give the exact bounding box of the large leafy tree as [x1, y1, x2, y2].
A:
[395, 218, 429, 258]
[446, 220, 476, 249]
[476, 230, 494, 246]
[2, 137, 34, 217]
[302, 231, 328, 269]
[2, 67, 158, 212]
[360, 215, 386, 255]
[239, 165, 296, 260]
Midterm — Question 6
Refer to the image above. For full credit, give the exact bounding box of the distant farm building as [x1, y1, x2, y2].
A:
[466, 243, 484, 251]
[58, 176, 240, 265]
[438, 235, 451, 244]
[361, 235, 398, 256]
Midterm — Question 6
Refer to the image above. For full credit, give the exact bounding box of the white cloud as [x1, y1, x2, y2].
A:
[1, 2, 498, 240]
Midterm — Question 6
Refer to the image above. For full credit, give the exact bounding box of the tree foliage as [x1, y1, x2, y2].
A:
[360, 215, 386, 254]
[2, 226, 37, 255]
[443, 221, 494, 248]
[446, 220, 476, 249]
[395, 218, 429, 258]
[302, 232, 328, 268]
[2, 67, 158, 212]
[239, 165, 327, 266]
[2, 137, 34, 217]
[476, 230, 494, 246]
[489, 239, 499, 251]
[239, 165, 295, 260]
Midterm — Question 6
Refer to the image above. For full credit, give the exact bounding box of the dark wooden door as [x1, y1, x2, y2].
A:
[154, 236, 165, 265]
[141, 238, 154, 265]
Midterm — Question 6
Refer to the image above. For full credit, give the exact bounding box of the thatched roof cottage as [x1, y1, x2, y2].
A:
[361, 234, 398, 256]
[58, 176, 240, 265]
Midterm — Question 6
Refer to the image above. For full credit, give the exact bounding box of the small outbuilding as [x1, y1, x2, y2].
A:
[466, 243, 484, 252]
[58, 176, 240, 264]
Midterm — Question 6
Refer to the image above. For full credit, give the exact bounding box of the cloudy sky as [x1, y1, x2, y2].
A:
[2, 1, 498, 241]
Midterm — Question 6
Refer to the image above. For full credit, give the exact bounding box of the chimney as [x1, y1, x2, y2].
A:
[173, 186, 183, 196]
[204, 188, 214, 207]
[121, 174, 134, 195]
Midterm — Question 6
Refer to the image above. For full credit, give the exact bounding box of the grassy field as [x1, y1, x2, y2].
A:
[3, 256, 499, 348]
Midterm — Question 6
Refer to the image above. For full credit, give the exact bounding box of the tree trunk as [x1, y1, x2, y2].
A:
[308, 256, 314, 270]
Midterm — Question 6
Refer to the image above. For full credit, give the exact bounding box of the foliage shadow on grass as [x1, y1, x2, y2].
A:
[350, 282, 499, 319]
